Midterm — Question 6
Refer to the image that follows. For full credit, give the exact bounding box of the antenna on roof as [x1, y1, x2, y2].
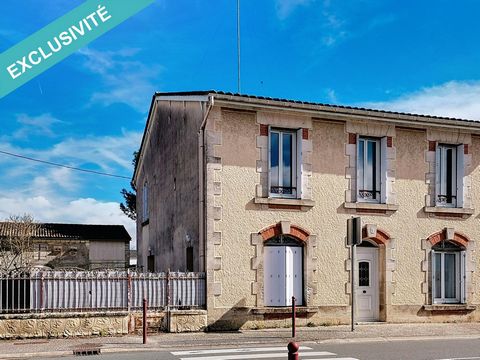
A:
[237, 0, 241, 94]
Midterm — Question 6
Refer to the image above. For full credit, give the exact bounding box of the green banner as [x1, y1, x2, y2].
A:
[0, 0, 155, 99]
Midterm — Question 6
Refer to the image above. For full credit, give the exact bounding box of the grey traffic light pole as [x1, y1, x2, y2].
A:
[347, 216, 361, 332]
[351, 241, 356, 331]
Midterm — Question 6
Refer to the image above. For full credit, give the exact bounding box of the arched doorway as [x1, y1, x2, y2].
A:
[264, 234, 304, 307]
[356, 240, 379, 321]
[352, 226, 393, 322]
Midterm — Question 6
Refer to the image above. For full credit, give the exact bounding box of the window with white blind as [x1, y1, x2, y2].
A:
[269, 128, 302, 198]
[357, 137, 387, 203]
[432, 241, 466, 304]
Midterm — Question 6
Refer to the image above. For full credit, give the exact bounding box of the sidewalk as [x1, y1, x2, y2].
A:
[2, 322, 480, 359]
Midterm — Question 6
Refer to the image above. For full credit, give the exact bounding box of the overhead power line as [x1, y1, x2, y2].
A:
[0, 149, 131, 180]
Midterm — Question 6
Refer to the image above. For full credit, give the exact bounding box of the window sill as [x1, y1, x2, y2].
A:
[423, 304, 476, 312]
[343, 202, 398, 214]
[424, 207, 474, 218]
[254, 197, 315, 211]
[251, 306, 319, 315]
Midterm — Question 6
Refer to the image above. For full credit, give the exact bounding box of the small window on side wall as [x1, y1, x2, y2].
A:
[269, 128, 301, 198]
[142, 182, 149, 222]
[435, 144, 464, 208]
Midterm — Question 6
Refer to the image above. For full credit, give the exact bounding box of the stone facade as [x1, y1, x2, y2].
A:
[135, 92, 480, 330]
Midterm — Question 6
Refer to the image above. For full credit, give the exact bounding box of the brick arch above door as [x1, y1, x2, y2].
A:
[362, 226, 391, 246]
[259, 222, 310, 243]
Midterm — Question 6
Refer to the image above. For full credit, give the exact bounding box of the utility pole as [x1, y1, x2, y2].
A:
[237, 0, 241, 93]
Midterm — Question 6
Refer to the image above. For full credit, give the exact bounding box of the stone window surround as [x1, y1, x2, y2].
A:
[421, 228, 475, 306]
[344, 122, 397, 214]
[424, 129, 473, 217]
[344, 225, 396, 322]
[250, 221, 318, 308]
[255, 111, 314, 211]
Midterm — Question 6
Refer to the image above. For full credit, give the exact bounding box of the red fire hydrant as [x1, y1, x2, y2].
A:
[288, 341, 299, 360]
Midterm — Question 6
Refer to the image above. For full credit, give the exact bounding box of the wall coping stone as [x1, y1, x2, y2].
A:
[251, 306, 319, 315]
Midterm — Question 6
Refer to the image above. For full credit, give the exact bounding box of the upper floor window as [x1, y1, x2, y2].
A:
[357, 137, 382, 203]
[269, 129, 298, 198]
[142, 182, 149, 221]
[436, 144, 463, 208]
[432, 241, 465, 304]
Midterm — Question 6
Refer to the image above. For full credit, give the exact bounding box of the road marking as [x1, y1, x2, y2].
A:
[172, 346, 313, 355]
[178, 351, 336, 360]
[436, 358, 480, 360]
[305, 358, 359, 360]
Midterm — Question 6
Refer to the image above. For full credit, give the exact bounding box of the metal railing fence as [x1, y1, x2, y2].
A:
[0, 270, 205, 314]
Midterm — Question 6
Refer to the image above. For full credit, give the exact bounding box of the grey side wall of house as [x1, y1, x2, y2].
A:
[137, 100, 205, 272]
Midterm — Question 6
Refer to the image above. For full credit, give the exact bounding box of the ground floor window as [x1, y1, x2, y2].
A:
[432, 241, 465, 304]
[264, 235, 303, 307]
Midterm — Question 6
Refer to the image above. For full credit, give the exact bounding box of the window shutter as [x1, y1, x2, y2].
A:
[431, 250, 436, 305]
[456, 144, 464, 208]
[435, 145, 441, 206]
[285, 247, 293, 306]
[268, 126, 271, 196]
[356, 134, 360, 202]
[296, 129, 303, 199]
[380, 137, 388, 204]
[461, 250, 466, 304]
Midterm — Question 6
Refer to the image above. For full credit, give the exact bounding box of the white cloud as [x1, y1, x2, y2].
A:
[362, 81, 480, 121]
[13, 113, 63, 139]
[276, 0, 313, 19]
[0, 195, 136, 246]
[322, 31, 347, 46]
[77, 47, 161, 112]
[0, 129, 141, 245]
[45, 129, 142, 172]
[325, 88, 337, 103]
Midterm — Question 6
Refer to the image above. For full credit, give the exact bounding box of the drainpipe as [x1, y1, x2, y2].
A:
[198, 95, 214, 274]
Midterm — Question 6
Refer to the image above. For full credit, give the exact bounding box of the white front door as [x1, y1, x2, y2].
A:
[264, 246, 303, 306]
[356, 247, 379, 321]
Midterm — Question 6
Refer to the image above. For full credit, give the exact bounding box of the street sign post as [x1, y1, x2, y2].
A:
[347, 217, 361, 331]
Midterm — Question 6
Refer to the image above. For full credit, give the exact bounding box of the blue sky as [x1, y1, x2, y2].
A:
[1, 0, 480, 243]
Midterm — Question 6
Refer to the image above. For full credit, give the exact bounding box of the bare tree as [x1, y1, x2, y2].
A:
[0, 214, 39, 273]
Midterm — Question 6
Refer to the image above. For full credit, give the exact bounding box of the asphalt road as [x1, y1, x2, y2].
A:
[38, 338, 480, 360]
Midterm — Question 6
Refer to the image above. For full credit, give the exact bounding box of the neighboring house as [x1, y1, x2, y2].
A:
[129, 249, 138, 268]
[134, 91, 480, 329]
[0, 222, 131, 270]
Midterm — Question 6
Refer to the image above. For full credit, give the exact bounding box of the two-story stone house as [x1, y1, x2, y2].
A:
[133, 91, 480, 329]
